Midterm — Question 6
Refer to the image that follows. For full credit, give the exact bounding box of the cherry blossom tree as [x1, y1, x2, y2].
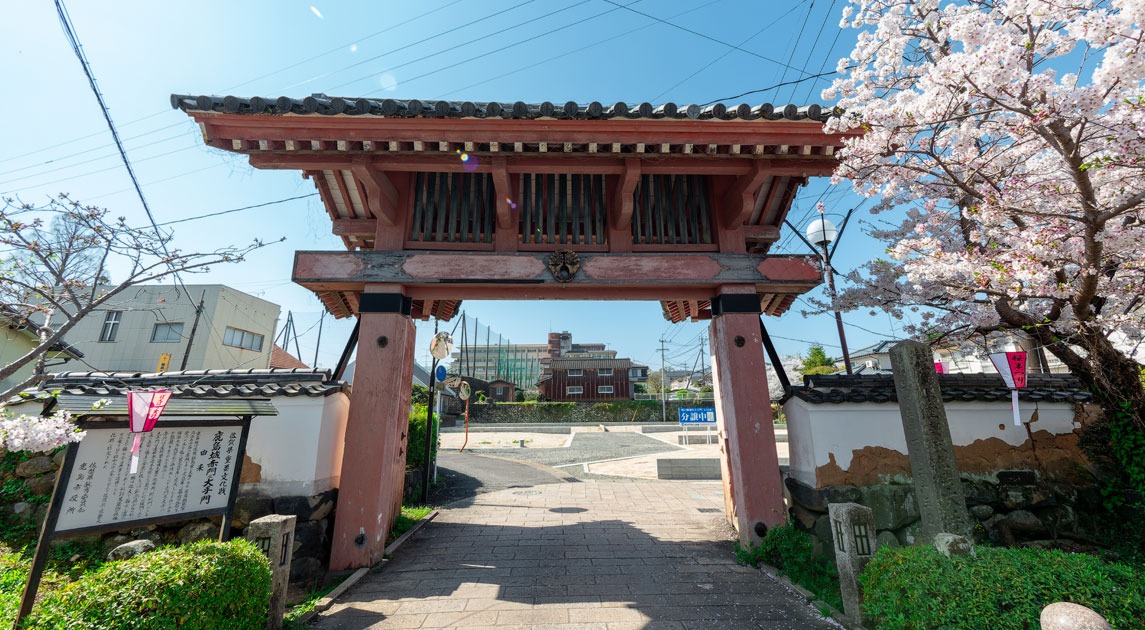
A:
[0, 194, 277, 399]
[823, 0, 1145, 427]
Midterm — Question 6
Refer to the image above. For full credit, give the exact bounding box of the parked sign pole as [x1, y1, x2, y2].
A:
[424, 329, 452, 504]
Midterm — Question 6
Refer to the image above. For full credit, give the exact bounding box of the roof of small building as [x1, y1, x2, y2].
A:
[548, 358, 634, 370]
[270, 345, 310, 370]
[848, 340, 902, 358]
[790, 373, 1093, 405]
[0, 308, 85, 359]
[6, 369, 347, 405]
[172, 94, 835, 123]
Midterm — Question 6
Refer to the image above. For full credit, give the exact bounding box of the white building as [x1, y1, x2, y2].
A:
[57, 285, 279, 373]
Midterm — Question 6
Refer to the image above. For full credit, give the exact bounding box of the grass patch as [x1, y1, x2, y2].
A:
[389, 505, 434, 544]
[736, 525, 843, 612]
[283, 582, 338, 629]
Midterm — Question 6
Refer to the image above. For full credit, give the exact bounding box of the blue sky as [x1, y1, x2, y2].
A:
[3, 0, 911, 374]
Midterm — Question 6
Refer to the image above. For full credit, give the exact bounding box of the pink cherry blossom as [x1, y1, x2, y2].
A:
[823, 0, 1145, 423]
[0, 407, 85, 453]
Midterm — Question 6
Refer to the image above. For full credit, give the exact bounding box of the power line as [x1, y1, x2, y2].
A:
[0, 123, 190, 177]
[341, 0, 636, 96]
[221, 0, 467, 94]
[652, 1, 808, 102]
[798, 0, 846, 104]
[0, 141, 199, 193]
[439, 0, 720, 100]
[771, 0, 817, 101]
[54, 0, 183, 295]
[292, 0, 543, 93]
[5, 1, 469, 169]
[698, 71, 838, 107]
[600, 0, 813, 75]
[153, 193, 320, 227]
[786, 0, 836, 103]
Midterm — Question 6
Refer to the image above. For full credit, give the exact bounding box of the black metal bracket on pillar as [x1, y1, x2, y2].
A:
[710, 294, 762, 317]
[333, 319, 360, 382]
[759, 317, 792, 401]
[358, 293, 413, 316]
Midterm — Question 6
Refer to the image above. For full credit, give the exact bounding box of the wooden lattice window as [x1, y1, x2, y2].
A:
[410, 172, 495, 243]
[518, 174, 607, 246]
[632, 174, 713, 245]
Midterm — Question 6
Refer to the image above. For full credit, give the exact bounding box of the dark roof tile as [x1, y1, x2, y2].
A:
[791, 373, 1092, 405]
[171, 94, 838, 123]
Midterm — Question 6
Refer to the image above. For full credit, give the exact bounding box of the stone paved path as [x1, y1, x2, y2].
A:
[311, 479, 838, 629]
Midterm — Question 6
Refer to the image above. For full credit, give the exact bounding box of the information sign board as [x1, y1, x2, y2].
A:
[55, 424, 246, 534]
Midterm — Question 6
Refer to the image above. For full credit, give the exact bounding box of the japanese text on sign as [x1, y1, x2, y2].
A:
[55, 426, 243, 533]
[678, 408, 717, 424]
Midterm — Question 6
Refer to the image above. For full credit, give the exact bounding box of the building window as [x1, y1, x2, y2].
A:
[99, 311, 122, 342]
[597, 385, 614, 394]
[150, 322, 184, 343]
[223, 327, 264, 352]
[567, 369, 583, 377]
[495, 387, 504, 395]
[566, 386, 583, 395]
[598, 368, 613, 377]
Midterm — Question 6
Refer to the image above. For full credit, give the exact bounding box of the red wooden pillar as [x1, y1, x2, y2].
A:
[709, 291, 786, 546]
[330, 291, 416, 570]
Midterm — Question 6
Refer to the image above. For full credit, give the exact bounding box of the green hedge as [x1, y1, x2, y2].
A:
[24, 540, 270, 629]
[406, 404, 437, 470]
[860, 546, 1145, 629]
[467, 399, 710, 423]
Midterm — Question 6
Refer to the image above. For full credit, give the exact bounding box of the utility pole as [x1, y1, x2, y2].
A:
[659, 338, 667, 423]
[699, 333, 707, 385]
[179, 290, 206, 370]
[422, 320, 439, 505]
[312, 311, 324, 369]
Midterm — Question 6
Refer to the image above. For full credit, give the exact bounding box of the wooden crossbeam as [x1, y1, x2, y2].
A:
[720, 161, 770, 228]
[350, 161, 399, 225]
[293, 250, 820, 294]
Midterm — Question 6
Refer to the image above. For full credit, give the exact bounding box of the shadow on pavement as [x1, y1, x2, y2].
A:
[315, 518, 829, 629]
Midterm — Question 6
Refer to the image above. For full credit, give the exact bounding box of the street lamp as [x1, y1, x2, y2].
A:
[805, 217, 853, 375]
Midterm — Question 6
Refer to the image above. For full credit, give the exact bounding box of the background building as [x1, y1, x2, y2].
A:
[0, 309, 84, 393]
[538, 357, 635, 402]
[55, 284, 279, 373]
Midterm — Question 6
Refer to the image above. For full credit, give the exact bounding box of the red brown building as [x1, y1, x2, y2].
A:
[538, 358, 634, 401]
[486, 379, 515, 402]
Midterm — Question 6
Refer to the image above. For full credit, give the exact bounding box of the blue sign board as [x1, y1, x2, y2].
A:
[678, 407, 716, 424]
[435, 365, 447, 382]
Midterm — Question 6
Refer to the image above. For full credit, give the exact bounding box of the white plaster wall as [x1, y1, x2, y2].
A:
[242, 393, 349, 497]
[784, 398, 1079, 487]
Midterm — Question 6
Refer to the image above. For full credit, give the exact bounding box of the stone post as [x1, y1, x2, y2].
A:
[889, 340, 972, 542]
[1040, 602, 1111, 630]
[246, 514, 297, 630]
[828, 502, 877, 624]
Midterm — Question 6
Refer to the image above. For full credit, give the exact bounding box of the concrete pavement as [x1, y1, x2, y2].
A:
[310, 477, 836, 629]
[439, 425, 789, 480]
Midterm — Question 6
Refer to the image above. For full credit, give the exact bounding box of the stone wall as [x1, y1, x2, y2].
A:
[462, 399, 716, 424]
[786, 473, 1103, 558]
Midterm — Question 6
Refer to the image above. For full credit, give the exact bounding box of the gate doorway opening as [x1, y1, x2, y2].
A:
[174, 94, 856, 569]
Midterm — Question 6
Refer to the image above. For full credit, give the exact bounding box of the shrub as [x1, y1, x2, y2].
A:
[736, 525, 842, 611]
[860, 545, 1145, 629]
[406, 404, 436, 471]
[25, 540, 271, 629]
